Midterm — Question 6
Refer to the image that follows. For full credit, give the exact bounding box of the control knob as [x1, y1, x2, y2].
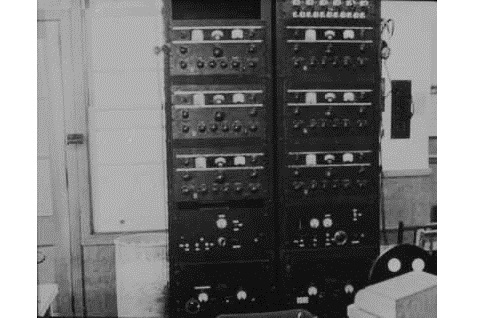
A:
[334, 231, 348, 245]
[248, 44, 257, 53]
[181, 186, 191, 195]
[232, 60, 240, 68]
[213, 47, 224, 57]
[210, 123, 218, 132]
[249, 124, 258, 132]
[196, 60, 205, 68]
[214, 111, 225, 121]
[249, 183, 260, 193]
[234, 183, 244, 193]
[217, 237, 227, 247]
[310, 218, 320, 229]
[209, 60, 217, 68]
[185, 298, 200, 314]
[181, 110, 189, 119]
[308, 286, 318, 296]
[198, 184, 208, 195]
[236, 290, 247, 301]
[323, 217, 333, 228]
[198, 292, 209, 303]
[220, 61, 228, 68]
[215, 173, 225, 183]
[179, 61, 188, 69]
[221, 124, 229, 132]
[179, 46, 188, 54]
[233, 121, 242, 132]
[198, 123, 207, 133]
[216, 218, 228, 230]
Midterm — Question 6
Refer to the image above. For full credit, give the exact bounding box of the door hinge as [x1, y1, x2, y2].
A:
[66, 134, 86, 145]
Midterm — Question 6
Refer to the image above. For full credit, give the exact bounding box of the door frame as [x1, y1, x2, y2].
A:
[38, 2, 86, 316]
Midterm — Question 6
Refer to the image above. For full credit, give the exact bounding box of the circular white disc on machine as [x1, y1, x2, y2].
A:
[387, 258, 402, 273]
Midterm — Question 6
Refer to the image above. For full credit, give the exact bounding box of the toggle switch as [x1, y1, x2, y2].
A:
[231, 29, 244, 39]
[306, 92, 317, 104]
[305, 29, 317, 41]
[192, 29, 204, 41]
[193, 93, 205, 105]
[195, 157, 207, 168]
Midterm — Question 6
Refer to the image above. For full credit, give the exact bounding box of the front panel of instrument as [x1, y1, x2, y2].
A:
[171, 85, 267, 140]
[281, 257, 373, 317]
[170, 206, 274, 262]
[170, 24, 268, 76]
[172, 148, 269, 202]
[284, 150, 376, 199]
[284, 87, 375, 139]
[281, 26, 376, 78]
[171, 262, 274, 318]
[281, 0, 377, 21]
[282, 203, 377, 250]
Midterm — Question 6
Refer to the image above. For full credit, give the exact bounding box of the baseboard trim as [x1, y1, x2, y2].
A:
[383, 168, 432, 178]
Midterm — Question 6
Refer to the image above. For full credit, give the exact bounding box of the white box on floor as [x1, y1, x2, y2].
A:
[353, 272, 436, 318]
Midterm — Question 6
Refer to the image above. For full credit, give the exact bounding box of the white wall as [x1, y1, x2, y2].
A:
[381, 1, 436, 172]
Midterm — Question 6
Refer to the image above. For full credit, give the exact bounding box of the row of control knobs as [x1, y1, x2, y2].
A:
[291, 179, 369, 191]
[181, 183, 262, 195]
[292, 0, 370, 7]
[179, 59, 258, 70]
[292, 118, 368, 130]
[185, 289, 250, 314]
[293, 56, 369, 69]
[180, 121, 259, 134]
